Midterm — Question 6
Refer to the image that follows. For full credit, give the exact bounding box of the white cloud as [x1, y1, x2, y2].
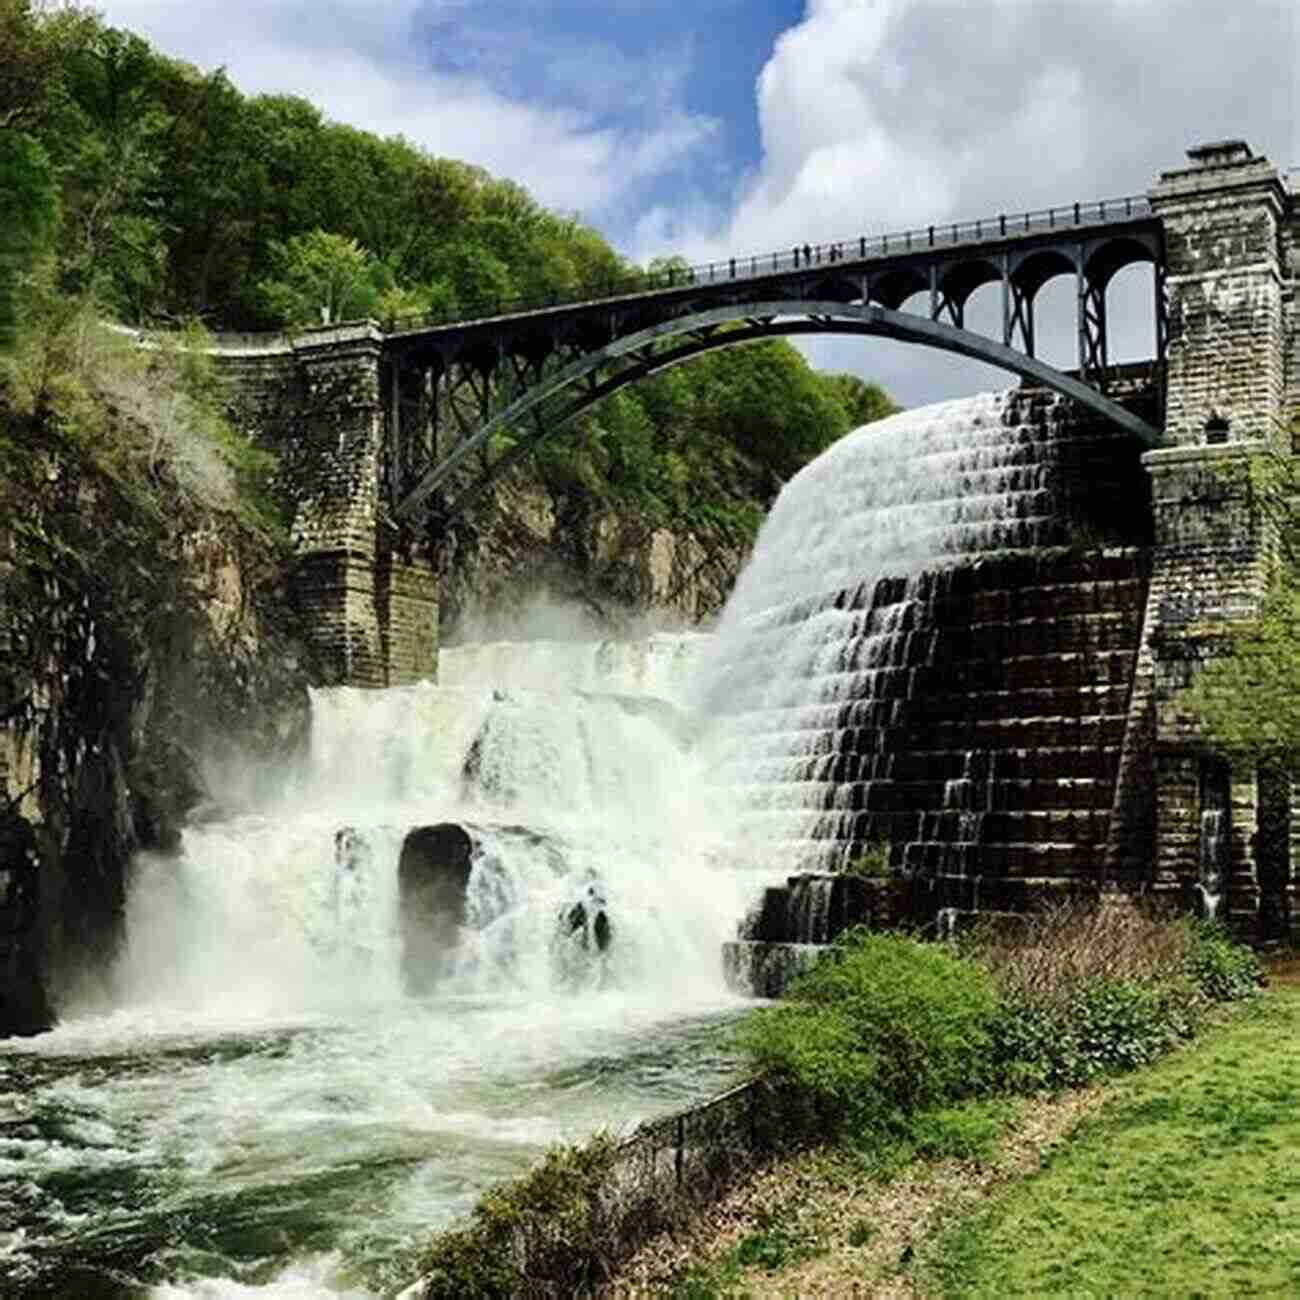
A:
[94, 0, 718, 220]
[638, 0, 1296, 405]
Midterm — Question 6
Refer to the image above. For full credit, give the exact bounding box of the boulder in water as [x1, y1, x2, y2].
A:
[562, 879, 612, 953]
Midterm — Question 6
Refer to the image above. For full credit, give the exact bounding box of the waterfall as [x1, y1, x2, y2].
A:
[693, 391, 1066, 872]
[4, 633, 757, 1298]
[690, 386, 1148, 917]
[1199, 809, 1225, 922]
[112, 636, 734, 1019]
[2, 384, 1152, 1296]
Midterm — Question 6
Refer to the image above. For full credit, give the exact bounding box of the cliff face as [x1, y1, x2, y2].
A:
[0, 442, 740, 1037]
[1, 472, 311, 1036]
[440, 477, 746, 638]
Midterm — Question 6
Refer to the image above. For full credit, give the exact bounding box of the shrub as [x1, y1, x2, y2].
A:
[735, 930, 998, 1135]
[969, 899, 1262, 1091]
[963, 897, 1192, 1015]
[840, 840, 890, 878]
[1183, 920, 1263, 1002]
[418, 1133, 620, 1299]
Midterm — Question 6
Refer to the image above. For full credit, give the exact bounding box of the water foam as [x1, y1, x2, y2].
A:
[690, 390, 1073, 873]
[107, 637, 739, 1019]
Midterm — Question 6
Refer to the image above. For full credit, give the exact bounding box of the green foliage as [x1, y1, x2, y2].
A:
[907, 1097, 1016, 1163]
[258, 229, 381, 327]
[1179, 575, 1300, 767]
[925, 989, 1300, 1298]
[821, 372, 899, 429]
[1178, 431, 1300, 766]
[840, 840, 891, 878]
[666, 1202, 823, 1298]
[735, 931, 998, 1135]
[990, 978, 1196, 1090]
[418, 1133, 620, 1299]
[0, 131, 58, 348]
[846, 1218, 877, 1248]
[1183, 919, 1263, 1002]
[967, 901, 1260, 1092]
[729, 1218, 821, 1272]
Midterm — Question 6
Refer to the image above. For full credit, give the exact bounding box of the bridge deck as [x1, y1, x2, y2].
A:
[385, 194, 1156, 347]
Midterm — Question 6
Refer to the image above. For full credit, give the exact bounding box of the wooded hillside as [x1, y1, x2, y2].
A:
[2, 0, 895, 563]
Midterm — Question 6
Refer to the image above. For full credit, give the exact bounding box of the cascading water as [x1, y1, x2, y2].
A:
[2, 385, 1150, 1291]
[697, 385, 1149, 934]
[1199, 768, 1231, 924]
[0, 638, 749, 1298]
[697, 392, 1053, 867]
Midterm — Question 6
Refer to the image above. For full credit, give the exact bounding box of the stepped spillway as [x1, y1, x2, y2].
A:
[695, 385, 1152, 930]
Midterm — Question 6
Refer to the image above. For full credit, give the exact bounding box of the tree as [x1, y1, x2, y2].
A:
[257, 229, 380, 326]
[0, 0, 98, 133]
[823, 372, 900, 428]
[0, 132, 58, 348]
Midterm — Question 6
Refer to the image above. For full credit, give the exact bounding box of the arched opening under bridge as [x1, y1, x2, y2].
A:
[393, 300, 1163, 527]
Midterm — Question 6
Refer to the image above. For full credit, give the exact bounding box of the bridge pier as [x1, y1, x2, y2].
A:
[218, 323, 440, 688]
[1128, 142, 1295, 933]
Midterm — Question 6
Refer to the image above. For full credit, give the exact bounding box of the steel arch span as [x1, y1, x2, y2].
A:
[392, 300, 1161, 527]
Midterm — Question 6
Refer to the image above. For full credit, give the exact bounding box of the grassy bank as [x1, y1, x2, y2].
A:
[617, 981, 1298, 1297]
[924, 984, 1300, 1297]
[408, 908, 1265, 1298]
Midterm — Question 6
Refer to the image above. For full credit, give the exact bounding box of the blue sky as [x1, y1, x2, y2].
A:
[406, 0, 802, 223]
[98, 1, 1298, 407]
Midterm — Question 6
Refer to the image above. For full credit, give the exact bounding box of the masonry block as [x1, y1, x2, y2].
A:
[215, 323, 441, 687]
[1150, 141, 1288, 449]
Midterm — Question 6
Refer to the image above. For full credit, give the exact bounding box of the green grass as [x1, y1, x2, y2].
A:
[666, 1200, 825, 1298]
[926, 989, 1300, 1297]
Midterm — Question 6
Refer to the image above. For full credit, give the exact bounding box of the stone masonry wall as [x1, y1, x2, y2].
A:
[1131, 142, 1293, 935]
[1151, 142, 1288, 449]
[1119, 443, 1272, 925]
[1286, 177, 1300, 421]
[214, 324, 440, 687]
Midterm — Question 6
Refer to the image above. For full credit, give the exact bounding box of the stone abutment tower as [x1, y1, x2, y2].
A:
[1124, 140, 1296, 934]
[215, 323, 439, 688]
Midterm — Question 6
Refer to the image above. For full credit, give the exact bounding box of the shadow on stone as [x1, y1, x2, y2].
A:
[398, 822, 475, 996]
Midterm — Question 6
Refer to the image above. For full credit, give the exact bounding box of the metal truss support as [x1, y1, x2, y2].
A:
[1006, 280, 1035, 356]
[1079, 274, 1108, 390]
[388, 299, 1162, 531]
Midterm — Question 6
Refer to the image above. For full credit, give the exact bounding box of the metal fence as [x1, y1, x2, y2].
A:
[475, 1076, 814, 1298]
[613, 1075, 797, 1203]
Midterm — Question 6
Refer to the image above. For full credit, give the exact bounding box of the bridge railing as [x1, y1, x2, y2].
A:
[386, 193, 1153, 336]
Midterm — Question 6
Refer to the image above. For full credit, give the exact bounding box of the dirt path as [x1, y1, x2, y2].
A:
[608, 1087, 1110, 1298]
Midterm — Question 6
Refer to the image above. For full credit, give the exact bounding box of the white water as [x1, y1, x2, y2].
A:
[692, 391, 1065, 873]
[1, 636, 755, 1298]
